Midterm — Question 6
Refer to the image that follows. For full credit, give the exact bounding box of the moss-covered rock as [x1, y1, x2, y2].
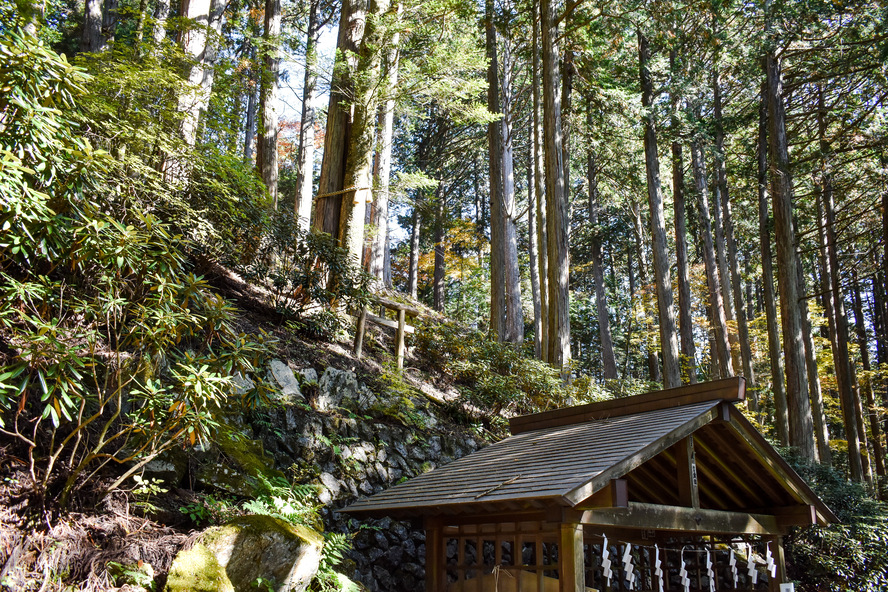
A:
[166, 515, 323, 592]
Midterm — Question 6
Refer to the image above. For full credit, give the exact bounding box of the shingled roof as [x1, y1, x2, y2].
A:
[344, 377, 836, 526]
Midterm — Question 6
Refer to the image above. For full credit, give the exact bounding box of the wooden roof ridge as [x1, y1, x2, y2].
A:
[509, 376, 746, 434]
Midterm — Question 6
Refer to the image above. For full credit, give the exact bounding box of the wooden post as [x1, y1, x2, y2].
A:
[674, 436, 700, 509]
[353, 306, 368, 358]
[768, 535, 786, 592]
[425, 517, 444, 592]
[396, 307, 406, 369]
[559, 523, 584, 592]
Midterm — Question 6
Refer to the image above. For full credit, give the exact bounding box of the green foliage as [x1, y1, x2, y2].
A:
[414, 319, 569, 418]
[241, 475, 321, 530]
[784, 453, 888, 591]
[179, 494, 237, 525]
[0, 28, 273, 508]
[313, 532, 353, 592]
[236, 209, 372, 319]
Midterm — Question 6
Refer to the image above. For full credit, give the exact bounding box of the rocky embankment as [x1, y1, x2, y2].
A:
[154, 359, 482, 592]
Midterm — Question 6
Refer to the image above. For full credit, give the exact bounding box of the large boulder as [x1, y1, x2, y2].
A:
[165, 515, 323, 592]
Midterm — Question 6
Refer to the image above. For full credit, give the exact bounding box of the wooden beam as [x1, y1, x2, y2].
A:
[673, 437, 700, 509]
[579, 502, 784, 535]
[565, 406, 719, 505]
[511, 377, 745, 434]
[573, 479, 628, 510]
[768, 535, 787, 592]
[559, 523, 585, 592]
[373, 295, 425, 317]
[365, 311, 416, 333]
[693, 432, 766, 506]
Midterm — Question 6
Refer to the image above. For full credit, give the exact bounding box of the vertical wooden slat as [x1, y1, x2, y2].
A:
[674, 436, 701, 509]
[768, 536, 786, 592]
[425, 517, 443, 592]
[559, 523, 584, 592]
[396, 308, 406, 369]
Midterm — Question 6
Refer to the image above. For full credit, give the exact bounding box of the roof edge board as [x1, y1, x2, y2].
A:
[510, 377, 745, 434]
[726, 406, 838, 525]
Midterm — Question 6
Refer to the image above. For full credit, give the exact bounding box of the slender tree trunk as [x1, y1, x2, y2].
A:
[638, 30, 681, 388]
[633, 205, 660, 384]
[532, 0, 549, 361]
[294, 0, 319, 230]
[529, 148, 543, 359]
[485, 0, 505, 341]
[433, 185, 445, 311]
[767, 49, 816, 460]
[541, 0, 570, 377]
[407, 207, 421, 299]
[710, 153, 739, 374]
[852, 271, 885, 484]
[314, 0, 365, 235]
[671, 106, 697, 384]
[691, 139, 733, 379]
[588, 147, 617, 381]
[713, 66, 755, 390]
[500, 38, 523, 343]
[561, 48, 574, 219]
[369, 5, 401, 285]
[243, 72, 257, 162]
[758, 82, 788, 440]
[799, 249, 831, 465]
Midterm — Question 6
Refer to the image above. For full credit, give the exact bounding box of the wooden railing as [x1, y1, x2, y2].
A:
[353, 296, 424, 369]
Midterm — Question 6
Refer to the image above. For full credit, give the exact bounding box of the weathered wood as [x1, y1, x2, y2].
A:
[566, 406, 720, 505]
[581, 502, 783, 535]
[673, 437, 700, 510]
[363, 312, 415, 334]
[510, 377, 744, 434]
[768, 536, 787, 592]
[570, 479, 628, 510]
[558, 523, 584, 592]
[727, 406, 837, 524]
[396, 308, 406, 370]
[425, 517, 444, 592]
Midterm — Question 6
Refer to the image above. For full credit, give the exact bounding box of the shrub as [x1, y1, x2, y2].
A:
[413, 319, 568, 417]
[0, 28, 272, 509]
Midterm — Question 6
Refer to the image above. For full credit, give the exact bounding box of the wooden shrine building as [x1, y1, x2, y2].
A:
[344, 378, 836, 592]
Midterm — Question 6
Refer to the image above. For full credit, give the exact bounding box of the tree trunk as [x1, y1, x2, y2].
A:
[152, 0, 169, 43]
[671, 125, 697, 384]
[294, 0, 319, 230]
[710, 154, 739, 374]
[633, 205, 660, 384]
[433, 185, 445, 311]
[713, 66, 755, 391]
[852, 271, 885, 483]
[82, 0, 105, 52]
[638, 30, 681, 388]
[369, 5, 401, 285]
[541, 0, 570, 377]
[532, 0, 549, 361]
[500, 37, 523, 343]
[407, 207, 421, 299]
[177, 0, 215, 148]
[256, 0, 281, 205]
[561, 48, 574, 221]
[767, 50, 816, 460]
[243, 67, 257, 162]
[485, 0, 505, 341]
[314, 0, 366, 235]
[691, 139, 733, 379]
[588, 147, 618, 381]
[799, 250, 831, 465]
[758, 82, 788, 440]
[339, 0, 389, 262]
[528, 149, 543, 359]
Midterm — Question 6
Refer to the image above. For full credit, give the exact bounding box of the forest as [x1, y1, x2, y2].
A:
[1, 0, 887, 587]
